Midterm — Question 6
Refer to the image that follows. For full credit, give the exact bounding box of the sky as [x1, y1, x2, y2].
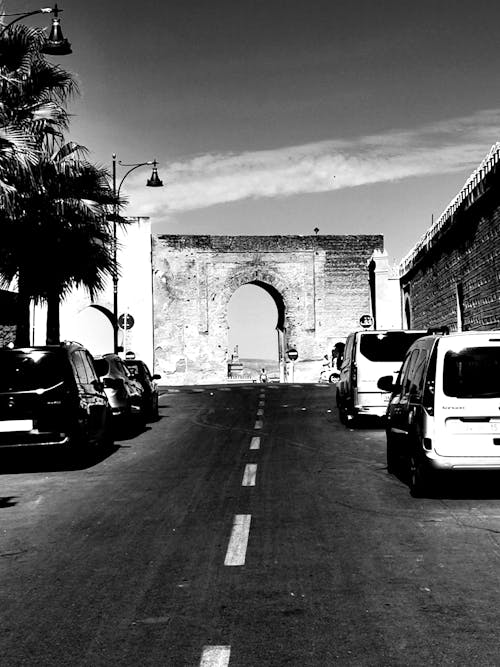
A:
[12, 0, 500, 266]
[7, 0, 500, 359]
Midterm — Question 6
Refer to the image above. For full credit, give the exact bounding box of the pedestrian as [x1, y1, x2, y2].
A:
[259, 368, 268, 383]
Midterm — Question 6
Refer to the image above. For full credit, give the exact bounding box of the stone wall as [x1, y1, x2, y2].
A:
[400, 152, 500, 332]
[153, 234, 384, 384]
[0, 290, 17, 347]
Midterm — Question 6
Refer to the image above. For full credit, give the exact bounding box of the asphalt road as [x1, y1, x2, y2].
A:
[2, 383, 500, 666]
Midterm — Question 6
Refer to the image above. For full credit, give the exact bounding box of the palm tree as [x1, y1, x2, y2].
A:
[0, 24, 122, 346]
[0, 144, 122, 345]
[0, 24, 75, 201]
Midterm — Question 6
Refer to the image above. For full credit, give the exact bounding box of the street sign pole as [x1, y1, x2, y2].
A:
[286, 348, 299, 383]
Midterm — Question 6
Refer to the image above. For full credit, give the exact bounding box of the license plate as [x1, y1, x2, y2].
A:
[382, 393, 391, 403]
[447, 420, 500, 434]
[0, 419, 33, 432]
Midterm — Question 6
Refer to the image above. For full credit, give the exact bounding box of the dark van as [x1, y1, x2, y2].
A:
[0, 342, 111, 454]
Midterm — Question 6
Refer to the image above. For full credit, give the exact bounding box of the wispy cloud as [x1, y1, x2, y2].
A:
[127, 109, 500, 216]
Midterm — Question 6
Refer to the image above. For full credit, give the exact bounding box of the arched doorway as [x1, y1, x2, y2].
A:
[62, 304, 114, 356]
[227, 281, 285, 381]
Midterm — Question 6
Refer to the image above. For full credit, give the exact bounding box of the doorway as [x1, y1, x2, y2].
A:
[227, 282, 284, 381]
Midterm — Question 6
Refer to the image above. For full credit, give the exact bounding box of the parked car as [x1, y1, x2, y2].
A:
[336, 329, 427, 425]
[378, 331, 500, 496]
[124, 358, 160, 419]
[0, 342, 112, 455]
[93, 353, 145, 426]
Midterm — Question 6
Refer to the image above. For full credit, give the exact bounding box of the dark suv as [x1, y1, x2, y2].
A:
[0, 342, 112, 454]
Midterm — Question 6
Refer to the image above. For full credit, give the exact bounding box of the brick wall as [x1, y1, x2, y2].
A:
[400, 176, 500, 331]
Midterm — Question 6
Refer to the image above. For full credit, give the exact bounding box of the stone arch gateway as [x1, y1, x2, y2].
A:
[152, 234, 384, 384]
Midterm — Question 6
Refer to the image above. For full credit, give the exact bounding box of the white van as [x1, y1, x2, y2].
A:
[379, 331, 500, 496]
[336, 329, 427, 424]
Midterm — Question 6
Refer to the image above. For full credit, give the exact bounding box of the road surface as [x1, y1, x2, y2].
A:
[1, 383, 500, 665]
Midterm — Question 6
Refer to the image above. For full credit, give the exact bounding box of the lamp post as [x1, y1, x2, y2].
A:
[0, 4, 71, 55]
[111, 154, 163, 354]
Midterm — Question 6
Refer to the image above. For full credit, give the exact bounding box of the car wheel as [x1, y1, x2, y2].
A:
[409, 452, 431, 497]
[101, 409, 114, 450]
[386, 434, 398, 474]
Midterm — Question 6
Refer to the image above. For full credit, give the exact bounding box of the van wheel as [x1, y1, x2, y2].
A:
[409, 452, 431, 497]
[386, 436, 398, 474]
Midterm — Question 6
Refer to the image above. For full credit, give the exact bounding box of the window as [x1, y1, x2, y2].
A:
[443, 347, 500, 398]
[359, 332, 425, 362]
[71, 351, 89, 384]
[0, 351, 65, 392]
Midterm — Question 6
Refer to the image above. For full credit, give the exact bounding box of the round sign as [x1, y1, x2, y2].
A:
[118, 313, 135, 330]
[359, 314, 373, 329]
[287, 348, 299, 361]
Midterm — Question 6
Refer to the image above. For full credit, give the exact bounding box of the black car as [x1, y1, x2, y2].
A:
[124, 358, 160, 419]
[0, 342, 112, 454]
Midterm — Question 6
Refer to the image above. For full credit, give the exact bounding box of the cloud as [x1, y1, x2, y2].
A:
[126, 109, 500, 216]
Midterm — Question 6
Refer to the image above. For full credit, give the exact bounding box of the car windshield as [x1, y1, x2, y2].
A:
[359, 332, 425, 362]
[0, 350, 65, 392]
[443, 347, 500, 398]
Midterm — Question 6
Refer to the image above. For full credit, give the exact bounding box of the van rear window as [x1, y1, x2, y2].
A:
[0, 351, 64, 392]
[443, 347, 500, 398]
[359, 332, 425, 362]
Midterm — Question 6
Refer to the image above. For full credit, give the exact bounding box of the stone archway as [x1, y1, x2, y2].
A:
[153, 234, 385, 384]
[61, 304, 114, 356]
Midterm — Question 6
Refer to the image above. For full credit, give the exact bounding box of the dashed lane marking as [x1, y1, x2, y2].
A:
[258, 400, 265, 407]
[257, 408, 264, 416]
[254, 419, 263, 429]
[250, 436, 261, 450]
[200, 645, 231, 667]
[242, 463, 257, 486]
[224, 514, 251, 566]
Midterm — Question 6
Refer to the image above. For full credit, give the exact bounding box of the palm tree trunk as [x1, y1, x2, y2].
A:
[14, 268, 32, 347]
[46, 288, 61, 345]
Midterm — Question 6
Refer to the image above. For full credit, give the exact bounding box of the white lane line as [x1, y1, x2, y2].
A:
[257, 408, 264, 416]
[242, 463, 257, 486]
[200, 645, 231, 667]
[258, 400, 265, 407]
[224, 514, 251, 566]
[250, 436, 261, 450]
[254, 419, 263, 429]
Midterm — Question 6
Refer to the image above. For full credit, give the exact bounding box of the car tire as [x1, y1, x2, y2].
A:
[101, 409, 114, 450]
[409, 451, 432, 497]
[386, 434, 398, 474]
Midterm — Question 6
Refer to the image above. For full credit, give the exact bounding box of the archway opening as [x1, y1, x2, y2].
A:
[62, 305, 114, 356]
[227, 282, 284, 381]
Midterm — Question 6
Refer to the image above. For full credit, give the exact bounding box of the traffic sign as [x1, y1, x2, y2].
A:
[118, 313, 135, 330]
[287, 348, 298, 361]
[359, 314, 373, 329]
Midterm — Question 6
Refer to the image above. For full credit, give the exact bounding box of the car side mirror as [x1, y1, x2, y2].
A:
[92, 379, 105, 393]
[153, 374, 161, 380]
[377, 375, 395, 393]
[93, 358, 108, 378]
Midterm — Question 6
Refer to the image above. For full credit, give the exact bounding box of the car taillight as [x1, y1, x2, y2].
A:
[103, 378, 124, 390]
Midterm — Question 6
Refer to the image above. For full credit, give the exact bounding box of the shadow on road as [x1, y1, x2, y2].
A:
[0, 443, 121, 474]
[391, 467, 500, 500]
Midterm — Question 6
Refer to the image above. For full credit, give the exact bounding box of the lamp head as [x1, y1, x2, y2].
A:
[41, 4, 72, 55]
[146, 160, 163, 188]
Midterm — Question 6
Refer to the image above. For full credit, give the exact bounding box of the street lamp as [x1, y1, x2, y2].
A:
[111, 154, 163, 354]
[0, 4, 72, 55]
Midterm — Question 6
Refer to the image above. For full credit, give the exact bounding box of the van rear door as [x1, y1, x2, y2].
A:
[356, 331, 426, 412]
[434, 341, 500, 459]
